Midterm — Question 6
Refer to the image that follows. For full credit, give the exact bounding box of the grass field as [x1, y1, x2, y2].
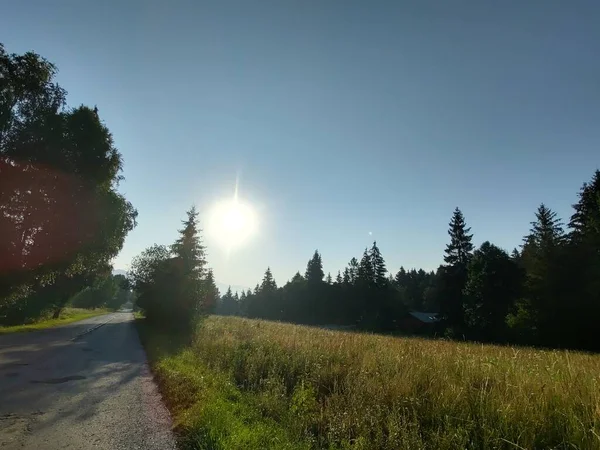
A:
[0, 308, 109, 334]
[140, 315, 600, 450]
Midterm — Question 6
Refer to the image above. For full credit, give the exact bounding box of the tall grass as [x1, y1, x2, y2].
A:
[142, 316, 600, 449]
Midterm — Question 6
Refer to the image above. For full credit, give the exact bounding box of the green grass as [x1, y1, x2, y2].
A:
[139, 315, 600, 450]
[0, 307, 110, 334]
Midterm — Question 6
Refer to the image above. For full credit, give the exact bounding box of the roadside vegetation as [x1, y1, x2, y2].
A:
[0, 43, 137, 326]
[131, 162, 600, 448]
[0, 307, 110, 334]
[141, 315, 600, 450]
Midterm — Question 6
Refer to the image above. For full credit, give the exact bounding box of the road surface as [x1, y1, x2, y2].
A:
[0, 312, 176, 449]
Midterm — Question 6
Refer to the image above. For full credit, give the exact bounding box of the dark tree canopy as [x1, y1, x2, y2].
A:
[0, 43, 137, 323]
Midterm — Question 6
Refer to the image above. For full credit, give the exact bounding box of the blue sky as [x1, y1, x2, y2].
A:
[3, 1, 599, 289]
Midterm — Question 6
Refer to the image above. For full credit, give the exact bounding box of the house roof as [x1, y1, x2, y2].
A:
[409, 311, 439, 324]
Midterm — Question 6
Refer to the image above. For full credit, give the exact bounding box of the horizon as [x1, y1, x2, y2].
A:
[4, 1, 599, 288]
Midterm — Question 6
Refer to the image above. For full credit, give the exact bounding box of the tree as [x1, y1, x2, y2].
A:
[171, 206, 206, 279]
[335, 271, 343, 284]
[516, 204, 566, 345]
[342, 268, 351, 284]
[305, 250, 324, 284]
[357, 249, 374, 286]
[128, 244, 172, 324]
[463, 242, 522, 341]
[218, 286, 238, 315]
[569, 170, 600, 239]
[203, 269, 219, 313]
[394, 267, 407, 287]
[347, 258, 359, 285]
[437, 208, 475, 334]
[325, 273, 332, 284]
[260, 267, 277, 292]
[370, 241, 387, 288]
[444, 208, 474, 267]
[0, 44, 137, 323]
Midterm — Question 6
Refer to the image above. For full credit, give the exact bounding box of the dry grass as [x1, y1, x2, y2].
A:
[0, 308, 109, 334]
[142, 315, 600, 449]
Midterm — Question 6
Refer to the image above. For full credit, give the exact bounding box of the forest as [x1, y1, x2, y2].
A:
[216, 177, 600, 352]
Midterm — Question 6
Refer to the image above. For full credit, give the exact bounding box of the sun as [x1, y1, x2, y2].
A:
[207, 188, 258, 250]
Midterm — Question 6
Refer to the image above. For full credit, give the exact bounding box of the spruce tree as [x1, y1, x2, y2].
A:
[335, 271, 343, 284]
[439, 208, 474, 334]
[514, 204, 567, 345]
[358, 248, 374, 285]
[347, 257, 359, 284]
[203, 268, 219, 313]
[219, 286, 238, 315]
[305, 250, 324, 284]
[369, 241, 387, 288]
[342, 268, 351, 284]
[444, 207, 474, 268]
[395, 267, 407, 287]
[171, 206, 207, 278]
[326, 272, 333, 284]
[566, 171, 600, 349]
[569, 170, 600, 239]
[260, 267, 277, 292]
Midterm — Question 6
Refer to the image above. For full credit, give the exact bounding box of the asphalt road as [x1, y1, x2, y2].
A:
[0, 312, 176, 449]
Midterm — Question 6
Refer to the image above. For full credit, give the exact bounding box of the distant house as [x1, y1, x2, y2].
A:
[399, 311, 439, 335]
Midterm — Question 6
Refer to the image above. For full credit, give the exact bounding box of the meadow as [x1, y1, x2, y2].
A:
[140, 316, 600, 450]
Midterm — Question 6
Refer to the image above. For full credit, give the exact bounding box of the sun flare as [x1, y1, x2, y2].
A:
[207, 188, 257, 250]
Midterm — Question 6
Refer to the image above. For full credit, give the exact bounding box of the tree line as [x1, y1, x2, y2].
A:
[0, 44, 137, 324]
[218, 171, 600, 352]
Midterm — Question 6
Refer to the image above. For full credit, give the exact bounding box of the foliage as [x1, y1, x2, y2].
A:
[304, 250, 324, 284]
[129, 208, 215, 333]
[142, 315, 600, 450]
[463, 242, 522, 342]
[0, 43, 136, 324]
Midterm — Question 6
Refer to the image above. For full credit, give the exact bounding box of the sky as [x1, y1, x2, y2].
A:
[2, 1, 599, 290]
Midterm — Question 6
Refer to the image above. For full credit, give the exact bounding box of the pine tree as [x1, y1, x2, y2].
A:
[565, 171, 600, 349]
[305, 250, 324, 284]
[358, 248, 374, 285]
[518, 204, 566, 345]
[395, 267, 407, 287]
[524, 204, 565, 250]
[326, 272, 332, 284]
[289, 271, 305, 284]
[203, 269, 219, 313]
[370, 241, 387, 288]
[439, 208, 474, 333]
[347, 257, 359, 284]
[219, 286, 238, 315]
[335, 271, 343, 284]
[444, 207, 474, 268]
[342, 268, 351, 284]
[569, 170, 600, 239]
[260, 267, 277, 292]
[171, 206, 207, 278]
